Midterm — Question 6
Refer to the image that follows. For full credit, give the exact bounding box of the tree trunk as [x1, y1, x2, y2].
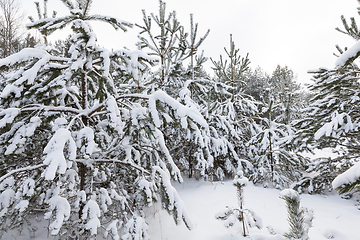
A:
[79, 71, 88, 218]
[268, 131, 274, 183]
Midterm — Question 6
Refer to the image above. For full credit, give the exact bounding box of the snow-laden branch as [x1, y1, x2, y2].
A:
[332, 161, 360, 190]
[0, 164, 46, 184]
[153, 166, 194, 230]
[0, 48, 50, 68]
[86, 94, 148, 117]
[43, 128, 76, 180]
[87, 90, 208, 130]
[314, 112, 355, 140]
[76, 158, 151, 175]
[148, 90, 208, 129]
[86, 15, 133, 32]
[27, 15, 76, 33]
[335, 40, 360, 68]
[45, 189, 71, 236]
[21, 105, 81, 115]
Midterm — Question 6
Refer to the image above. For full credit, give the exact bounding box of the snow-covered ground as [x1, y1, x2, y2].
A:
[147, 178, 360, 240]
[4, 177, 359, 239]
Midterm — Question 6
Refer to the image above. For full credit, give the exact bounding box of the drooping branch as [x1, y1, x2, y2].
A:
[87, 94, 149, 117]
[0, 163, 46, 183]
[76, 159, 151, 175]
[21, 105, 81, 115]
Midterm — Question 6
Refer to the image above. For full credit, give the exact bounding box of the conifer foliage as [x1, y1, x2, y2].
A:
[247, 87, 305, 189]
[293, 2, 360, 194]
[136, 1, 250, 181]
[280, 189, 313, 240]
[0, 0, 207, 239]
[136, 1, 212, 179]
[209, 35, 256, 180]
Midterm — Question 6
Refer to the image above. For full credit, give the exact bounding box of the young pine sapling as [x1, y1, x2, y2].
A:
[216, 171, 262, 237]
[280, 189, 313, 240]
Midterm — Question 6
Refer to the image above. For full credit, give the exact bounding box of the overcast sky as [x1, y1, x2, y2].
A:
[21, 0, 360, 84]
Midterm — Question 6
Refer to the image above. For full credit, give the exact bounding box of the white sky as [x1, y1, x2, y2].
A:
[21, 0, 360, 84]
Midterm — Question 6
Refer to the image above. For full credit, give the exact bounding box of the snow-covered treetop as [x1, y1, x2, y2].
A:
[27, 0, 132, 36]
[334, 14, 360, 68]
[279, 189, 299, 200]
[233, 170, 248, 187]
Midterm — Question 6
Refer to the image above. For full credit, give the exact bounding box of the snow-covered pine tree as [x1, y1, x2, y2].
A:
[292, 65, 358, 193]
[270, 65, 303, 126]
[136, 0, 184, 91]
[136, 1, 249, 181]
[247, 88, 305, 189]
[293, 5, 360, 194]
[137, 0, 202, 178]
[0, 0, 212, 238]
[243, 65, 307, 131]
[208, 35, 257, 180]
[211, 34, 250, 102]
[280, 189, 313, 240]
[242, 67, 271, 101]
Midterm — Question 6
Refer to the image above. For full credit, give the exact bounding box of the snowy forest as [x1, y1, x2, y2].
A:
[0, 0, 359, 239]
